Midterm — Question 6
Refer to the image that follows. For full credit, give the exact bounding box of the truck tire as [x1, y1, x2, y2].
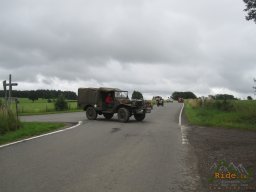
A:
[118, 108, 129, 122]
[134, 113, 145, 121]
[86, 106, 97, 120]
[103, 113, 114, 120]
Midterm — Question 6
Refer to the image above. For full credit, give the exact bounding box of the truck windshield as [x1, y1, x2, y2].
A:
[115, 91, 128, 98]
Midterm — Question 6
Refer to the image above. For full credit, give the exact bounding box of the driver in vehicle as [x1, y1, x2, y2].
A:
[105, 93, 113, 108]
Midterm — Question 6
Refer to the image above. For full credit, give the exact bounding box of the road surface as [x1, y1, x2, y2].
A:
[0, 103, 200, 192]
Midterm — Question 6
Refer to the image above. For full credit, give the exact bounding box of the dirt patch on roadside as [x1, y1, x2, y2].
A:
[62, 122, 78, 128]
[185, 124, 256, 191]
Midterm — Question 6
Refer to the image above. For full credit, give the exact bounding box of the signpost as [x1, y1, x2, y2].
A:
[2, 74, 19, 129]
[2, 74, 18, 106]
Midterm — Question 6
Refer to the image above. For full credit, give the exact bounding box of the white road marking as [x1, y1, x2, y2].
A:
[179, 103, 184, 126]
[179, 103, 189, 144]
[181, 126, 189, 144]
[0, 121, 82, 149]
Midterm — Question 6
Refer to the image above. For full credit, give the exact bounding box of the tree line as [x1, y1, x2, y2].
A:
[0, 89, 77, 101]
[171, 92, 197, 100]
[171, 92, 241, 100]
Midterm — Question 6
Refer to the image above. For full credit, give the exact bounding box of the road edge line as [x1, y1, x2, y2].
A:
[179, 103, 185, 126]
[0, 121, 82, 149]
[179, 103, 189, 144]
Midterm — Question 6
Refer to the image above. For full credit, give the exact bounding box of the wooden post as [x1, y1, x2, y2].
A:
[9, 74, 11, 105]
[15, 98, 19, 129]
[3, 80, 7, 105]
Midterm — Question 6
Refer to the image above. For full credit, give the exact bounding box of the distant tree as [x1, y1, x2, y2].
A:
[55, 94, 68, 111]
[171, 91, 197, 100]
[28, 91, 38, 102]
[132, 91, 143, 99]
[215, 94, 236, 100]
[244, 0, 256, 23]
[247, 96, 253, 100]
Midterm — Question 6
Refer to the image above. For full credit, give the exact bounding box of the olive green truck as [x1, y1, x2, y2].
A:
[78, 87, 151, 122]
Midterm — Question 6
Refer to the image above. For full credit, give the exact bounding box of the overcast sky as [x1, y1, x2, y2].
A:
[0, 0, 255, 99]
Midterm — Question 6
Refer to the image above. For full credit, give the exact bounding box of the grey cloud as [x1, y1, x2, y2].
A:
[0, 0, 256, 98]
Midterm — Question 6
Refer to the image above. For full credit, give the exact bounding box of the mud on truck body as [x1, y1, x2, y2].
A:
[78, 87, 151, 122]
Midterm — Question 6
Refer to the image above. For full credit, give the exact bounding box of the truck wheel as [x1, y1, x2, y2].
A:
[86, 106, 97, 120]
[103, 113, 114, 120]
[118, 108, 129, 122]
[134, 113, 145, 121]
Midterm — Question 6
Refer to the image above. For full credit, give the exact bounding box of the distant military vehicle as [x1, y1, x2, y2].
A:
[178, 97, 184, 103]
[153, 96, 164, 107]
[166, 98, 174, 103]
[78, 87, 151, 122]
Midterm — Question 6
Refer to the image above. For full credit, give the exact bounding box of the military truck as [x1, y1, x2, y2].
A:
[78, 87, 151, 122]
[153, 96, 164, 107]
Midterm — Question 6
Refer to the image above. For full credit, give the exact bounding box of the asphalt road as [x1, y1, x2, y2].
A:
[0, 103, 200, 192]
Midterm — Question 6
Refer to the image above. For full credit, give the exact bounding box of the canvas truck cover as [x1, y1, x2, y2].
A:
[78, 88, 98, 108]
[78, 87, 123, 108]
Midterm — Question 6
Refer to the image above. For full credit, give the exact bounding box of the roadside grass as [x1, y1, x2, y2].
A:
[184, 99, 256, 131]
[0, 105, 21, 134]
[9, 98, 82, 115]
[0, 122, 65, 145]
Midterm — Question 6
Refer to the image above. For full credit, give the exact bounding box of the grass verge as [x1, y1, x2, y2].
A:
[0, 122, 65, 145]
[184, 100, 256, 131]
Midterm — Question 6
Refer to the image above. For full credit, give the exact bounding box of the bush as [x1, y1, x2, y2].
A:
[187, 99, 234, 112]
[187, 99, 201, 108]
[0, 106, 21, 135]
[54, 94, 68, 111]
[213, 99, 234, 112]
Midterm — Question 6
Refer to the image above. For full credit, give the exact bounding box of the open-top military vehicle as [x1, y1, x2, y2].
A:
[78, 87, 151, 122]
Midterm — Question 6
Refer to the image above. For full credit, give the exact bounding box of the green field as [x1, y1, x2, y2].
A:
[184, 99, 256, 131]
[0, 122, 65, 145]
[8, 98, 82, 115]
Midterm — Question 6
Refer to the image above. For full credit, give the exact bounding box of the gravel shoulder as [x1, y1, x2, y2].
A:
[182, 114, 256, 191]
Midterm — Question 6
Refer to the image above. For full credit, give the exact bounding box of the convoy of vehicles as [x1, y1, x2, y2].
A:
[78, 87, 151, 122]
[77, 88, 184, 122]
